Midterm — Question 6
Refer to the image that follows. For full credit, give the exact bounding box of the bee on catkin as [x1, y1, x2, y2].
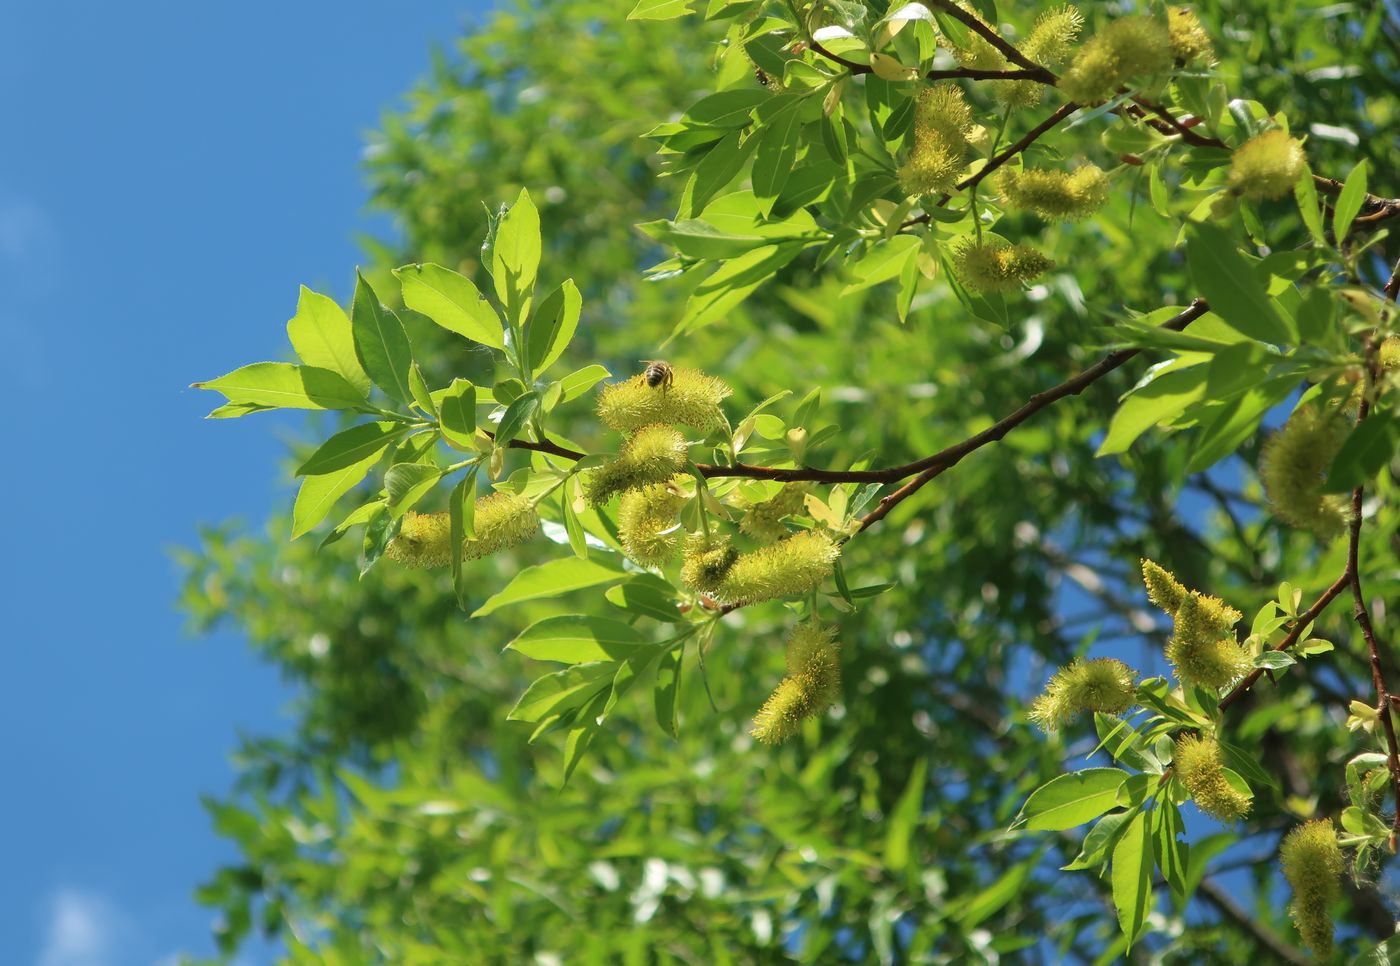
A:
[596, 366, 731, 433]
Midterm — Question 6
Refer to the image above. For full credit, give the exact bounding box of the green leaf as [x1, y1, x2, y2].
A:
[673, 242, 804, 338]
[561, 488, 588, 558]
[360, 504, 398, 576]
[841, 235, 922, 296]
[559, 364, 612, 402]
[473, 555, 628, 617]
[653, 643, 684, 737]
[883, 758, 927, 872]
[1111, 810, 1155, 947]
[194, 362, 366, 412]
[292, 449, 383, 539]
[494, 390, 540, 446]
[637, 219, 774, 260]
[561, 688, 610, 783]
[605, 575, 682, 622]
[1185, 375, 1301, 473]
[1153, 802, 1188, 902]
[959, 860, 1034, 930]
[296, 422, 407, 476]
[351, 271, 415, 404]
[437, 378, 478, 450]
[384, 463, 442, 517]
[507, 661, 616, 723]
[1323, 414, 1397, 493]
[448, 467, 478, 605]
[1016, 768, 1128, 831]
[287, 286, 370, 395]
[627, 0, 693, 20]
[507, 615, 649, 664]
[1333, 161, 1368, 243]
[396, 262, 506, 350]
[1351, 935, 1400, 965]
[752, 97, 803, 204]
[1294, 164, 1327, 248]
[687, 130, 758, 217]
[1097, 366, 1210, 456]
[526, 279, 581, 377]
[1063, 810, 1135, 870]
[1186, 223, 1294, 343]
[490, 188, 542, 329]
[682, 89, 768, 128]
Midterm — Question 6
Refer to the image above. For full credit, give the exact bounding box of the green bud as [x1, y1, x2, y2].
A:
[597, 367, 731, 433]
[1280, 819, 1344, 959]
[1228, 129, 1307, 200]
[751, 622, 842, 744]
[1175, 734, 1251, 821]
[998, 164, 1109, 221]
[1258, 404, 1352, 540]
[584, 424, 689, 506]
[952, 239, 1054, 292]
[1027, 657, 1139, 731]
[1058, 15, 1173, 105]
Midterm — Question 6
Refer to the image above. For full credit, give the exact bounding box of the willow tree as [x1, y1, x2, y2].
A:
[185, 0, 1400, 961]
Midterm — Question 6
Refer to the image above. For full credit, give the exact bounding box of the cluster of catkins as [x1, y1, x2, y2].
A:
[593, 369, 846, 744]
[898, 6, 1309, 293]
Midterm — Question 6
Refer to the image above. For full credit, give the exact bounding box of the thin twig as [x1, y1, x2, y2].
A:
[928, 0, 1052, 76]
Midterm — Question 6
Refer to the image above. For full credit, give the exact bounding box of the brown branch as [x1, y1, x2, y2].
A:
[1217, 572, 1351, 711]
[853, 299, 1210, 531]
[807, 41, 1049, 83]
[929, 0, 1050, 76]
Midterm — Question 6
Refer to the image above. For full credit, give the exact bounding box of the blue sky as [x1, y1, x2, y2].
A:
[0, 3, 487, 963]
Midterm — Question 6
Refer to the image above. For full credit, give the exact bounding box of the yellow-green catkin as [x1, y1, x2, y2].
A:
[1141, 559, 1251, 689]
[464, 492, 540, 560]
[995, 5, 1085, 107]
[751, 622, 842, 744]
[942, 3, 1005, 72]
[738, 484, 807, 543]
[1258, 404, 1352, 540]
[385, 510, 453, 569]
[1141, 558, 1188, 615]
[584, 424, 689, 506]
[680, 531, 739, 596]
[897, 83, 974, 197]
[1175, 734, 1251, 821]
[1280, 820, 1344, 959]
[1167, 6, 1215, 66]
[1227, 129, 1307, 200]
[952, 239, 1054, 292]
[1028, 657, 1138, 730]
[618, 480, 686, 567]
[997, 164, 1109, 221]
[715, 530, 841, 605]
[1058, 15, 1174, 105]
[597, 367, 731, 433]
[1166, 590, 1251, 689]
[385, 493, 539, 568]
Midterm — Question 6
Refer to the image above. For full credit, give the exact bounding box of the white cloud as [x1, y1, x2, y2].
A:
[37, 888, 130, 966]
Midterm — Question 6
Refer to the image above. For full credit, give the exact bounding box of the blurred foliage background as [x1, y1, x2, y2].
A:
[179, 0, 1400, 961]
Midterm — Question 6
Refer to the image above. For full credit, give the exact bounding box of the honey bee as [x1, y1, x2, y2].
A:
[643, 360, 674, 391]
